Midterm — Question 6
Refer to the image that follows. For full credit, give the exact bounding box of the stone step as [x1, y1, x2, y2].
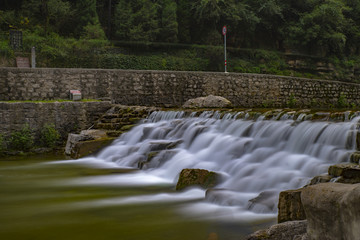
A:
[94, 123, 116, 130]
[105, 130, 124, 137]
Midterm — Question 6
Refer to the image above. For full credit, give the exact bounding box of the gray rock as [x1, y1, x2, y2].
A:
[248, 190, 279, 213]
[301, 183, 360, 240]
[182, 95, 232, 108]
[244, 220, 308, 240]
[80, 129, 107, 139]
[64, 133, 93, 156]
[64, 129, 109, 158]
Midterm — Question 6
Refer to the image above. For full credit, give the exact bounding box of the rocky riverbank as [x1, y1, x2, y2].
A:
[245, 161, 360, 240]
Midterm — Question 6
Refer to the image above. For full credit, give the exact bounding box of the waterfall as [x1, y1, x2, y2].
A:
[79, 110, 359, 219]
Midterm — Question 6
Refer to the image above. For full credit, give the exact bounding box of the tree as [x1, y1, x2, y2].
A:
[245, 0, 285, 49]
[114, 0, 159, 42]
[190, 0, 229, 44]
[74, 0, 101, 35]
[176, 0, 191, 43]
[114, 0, 133, 40]
[287, 0, 349, 56]
[47, 0, 73, 34]
[158, 0, 178, 42]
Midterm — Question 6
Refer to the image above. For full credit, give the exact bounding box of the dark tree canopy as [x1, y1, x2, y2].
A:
[2, 0, 360, 57]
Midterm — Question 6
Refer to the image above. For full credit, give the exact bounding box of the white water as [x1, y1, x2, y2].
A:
[71, 111, 360, 220]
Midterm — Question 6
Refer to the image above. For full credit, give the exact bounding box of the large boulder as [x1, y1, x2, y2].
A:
[278, 188, 306, 223]
[65, 129, 114, 159]
[301, 182, 360, 240]
[182, 95, 232, 108]
[244, 220, 308, 240]
[176, 168, 219, 191]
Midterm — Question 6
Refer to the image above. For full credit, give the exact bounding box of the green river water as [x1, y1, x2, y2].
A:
[0, 154, 275, 240]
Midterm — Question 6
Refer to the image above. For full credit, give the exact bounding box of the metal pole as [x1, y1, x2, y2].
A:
[224, 34, 227, 73]
[31, 46, 36, 68]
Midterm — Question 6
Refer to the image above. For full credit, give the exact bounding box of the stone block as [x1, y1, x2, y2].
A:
[328, 163, 360, 179]
[278, 188, 306, 223]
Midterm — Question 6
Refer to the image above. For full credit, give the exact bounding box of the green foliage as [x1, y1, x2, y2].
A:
[75, 0, 99, 34]
[287, 94, 297, 108]
[3, 0, 360, 81]
[115, 0, 159, 42]
[159, 0, 178, 42]
[337, 94, 349, 108]
[97, 53, 208, 71]
[9, 125, 34, 152]
[286, 0, 349, 56]
[0, 39, 14, 58]
[39, 124, 60, 148]
[0, 134, 5, 154]
[81, 22, 107, 40]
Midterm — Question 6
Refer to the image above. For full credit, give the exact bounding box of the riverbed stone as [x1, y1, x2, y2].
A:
[301, 182, 360, 240]
[182, 95, 232, 108]
[176, 168, 219, 191]
[244, 220, 308, 240]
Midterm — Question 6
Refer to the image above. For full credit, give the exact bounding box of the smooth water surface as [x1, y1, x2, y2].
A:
[0, 154, 274, 240]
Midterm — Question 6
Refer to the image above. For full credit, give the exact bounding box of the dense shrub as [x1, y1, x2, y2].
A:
[0, 134, 5, 154]
[8, 125, 34, 151]
[39, 124, 61, 148]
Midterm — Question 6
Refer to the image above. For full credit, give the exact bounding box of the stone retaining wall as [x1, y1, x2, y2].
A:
[2, 68, 360, 107]
[0, 101, 112, 138]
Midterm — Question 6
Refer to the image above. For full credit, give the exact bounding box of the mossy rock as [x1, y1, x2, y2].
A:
[120, 124, 135, 131]
[71, 137, 115, 159]
[106, 130, 124, 137]
[129, 117, 142, 123]
[308, 174, 332, 185]
[328, 163, 360, 179]
[176, 168, 219, 191]
[351, 152, 360, 164]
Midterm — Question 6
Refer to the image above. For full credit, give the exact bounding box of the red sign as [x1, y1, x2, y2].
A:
[222, 26, 227, 36]
[70, 90, 81, 94]
[16, 57, 30, 68]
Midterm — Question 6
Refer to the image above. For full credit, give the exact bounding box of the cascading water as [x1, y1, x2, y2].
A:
[74, 110, 359, 220]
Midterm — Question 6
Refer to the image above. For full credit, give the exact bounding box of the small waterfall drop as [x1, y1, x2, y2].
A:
[85, 110, 359, 218]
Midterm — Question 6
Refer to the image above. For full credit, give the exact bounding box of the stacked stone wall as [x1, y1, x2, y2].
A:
[1, 67, 360, 107]
[0, 101, 112, 138]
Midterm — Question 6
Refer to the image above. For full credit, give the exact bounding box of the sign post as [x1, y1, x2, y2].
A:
[222, 26, 227, 73]
[31, 47, 36, 68]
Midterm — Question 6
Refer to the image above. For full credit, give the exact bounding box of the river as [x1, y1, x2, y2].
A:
[1, 110, 358, 239]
